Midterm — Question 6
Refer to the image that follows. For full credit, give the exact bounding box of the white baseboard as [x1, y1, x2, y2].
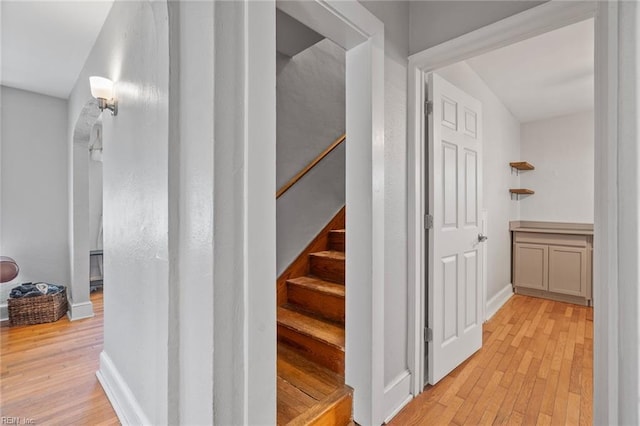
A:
[97, 351, 150, 426]
[68, 300, 95, 321]
[383, 370, 413, 424]
[0, 303, 7, 322]
[485, 284, 514, 321]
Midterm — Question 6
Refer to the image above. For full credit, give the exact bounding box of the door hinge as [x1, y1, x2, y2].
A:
[424, 214, 433, 229]
[424, 327, 433, 342]
[425, 100, 433, 115]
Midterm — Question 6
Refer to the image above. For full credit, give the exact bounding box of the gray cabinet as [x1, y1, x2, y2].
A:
[548, 246, 588, 297]
[514, 243, 548, 291]
[511, 222, 593, 306]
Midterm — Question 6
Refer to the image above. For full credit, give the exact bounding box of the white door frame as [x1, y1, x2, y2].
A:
[407, 1, 622, 424]
[224, 1, 386, 424]
[276, 3, 385, 424]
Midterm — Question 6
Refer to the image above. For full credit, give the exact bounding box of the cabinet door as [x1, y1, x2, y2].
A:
[548, 246, 587, 297]
[514, 243, 548, 290]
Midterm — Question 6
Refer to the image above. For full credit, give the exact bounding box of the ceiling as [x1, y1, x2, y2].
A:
[466, 18, 594, 123]
[1, 1, 114, 99]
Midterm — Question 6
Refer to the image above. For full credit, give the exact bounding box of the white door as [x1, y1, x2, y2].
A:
[427, 73, 484, 384]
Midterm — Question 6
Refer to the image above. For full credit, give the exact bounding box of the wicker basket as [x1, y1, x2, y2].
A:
[8, 288, 68, 326]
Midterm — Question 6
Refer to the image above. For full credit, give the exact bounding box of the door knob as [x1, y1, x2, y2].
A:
[478, 233, 488, 242]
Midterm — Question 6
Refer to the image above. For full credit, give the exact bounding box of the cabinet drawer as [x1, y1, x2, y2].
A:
[514, 231, 588, 248]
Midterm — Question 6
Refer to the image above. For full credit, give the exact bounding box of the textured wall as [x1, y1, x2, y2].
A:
[520, 110, 594, 223]
[277, 144, 345, 274]
[277, 39, 345, 188]
[276, 38, 345, 273]
[67, 1, 171, 423]
[0, 86, 69, 317]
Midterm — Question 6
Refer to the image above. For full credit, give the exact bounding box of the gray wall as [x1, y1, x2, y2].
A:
[276, 38, 345, 273]
[67, 1, 171, 423]
[277, 144, 345, 273]
[277, 39, 345, 188]
[409, 1, 546, 55]
[0, 86, 69, 316]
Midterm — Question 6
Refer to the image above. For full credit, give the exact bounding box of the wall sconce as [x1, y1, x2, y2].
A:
[90, 76, 117, 116]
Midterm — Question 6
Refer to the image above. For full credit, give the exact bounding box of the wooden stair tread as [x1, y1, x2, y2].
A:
[277, 376, 317, 424]
[309, 250, 345, 260]
[287, 276, 345, 297]
[278, 307, 345, 350]
[278, 344, 344, 400]
[276, 209, 350, 425]
[288, 386, 353, 426]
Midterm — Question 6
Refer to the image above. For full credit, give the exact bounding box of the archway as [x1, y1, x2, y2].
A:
[68, 98, 102, 320]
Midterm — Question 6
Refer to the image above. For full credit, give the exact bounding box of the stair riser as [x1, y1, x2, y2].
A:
[287, 286, 345, 324]
[310, 257, 345, 284]
[329, 233, 345, 252]
[278, 325, 344, 375]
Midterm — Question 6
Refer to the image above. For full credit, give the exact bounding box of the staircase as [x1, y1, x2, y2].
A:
[277, 213, 352, 425]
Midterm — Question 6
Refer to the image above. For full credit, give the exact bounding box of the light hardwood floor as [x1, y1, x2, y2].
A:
[389, 295, 593, 426]
[1, 290, 119, 425]
[1, 292, 591, 425]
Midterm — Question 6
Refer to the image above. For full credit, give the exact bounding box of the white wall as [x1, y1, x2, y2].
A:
[520, 110, 594, 223]
[67, 2, 171, 424]
[408, 1, 546, 55]
[0, 86, 69, 317]
[437, 62, 521, 304]
[361, 0, 412, 419]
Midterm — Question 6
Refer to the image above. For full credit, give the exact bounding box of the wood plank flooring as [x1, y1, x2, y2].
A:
[1, 292, 592, 425]
[389, 295, 593, 426]
[1, 290, 119, 425]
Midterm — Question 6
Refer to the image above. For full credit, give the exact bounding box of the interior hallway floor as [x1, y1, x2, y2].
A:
[1, 290, 119, 425]
[389, 295, 593, 426]
[1, 292, 592, 425]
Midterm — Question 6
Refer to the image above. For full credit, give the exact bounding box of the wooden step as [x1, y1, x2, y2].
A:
[289, 388, 352, 426]
[277, 307, 345, 375]
[309, 251, 345, 284]
[329, 229, 345, 252]
[287, 276, 345, 324]
[277, 344, 352, 425]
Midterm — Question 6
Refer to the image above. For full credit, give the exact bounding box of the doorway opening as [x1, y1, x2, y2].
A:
[264, 2, 385, 424]
[407, 1, 607, 423]
[426, 15, 594, 384]
[88, 121, 104, 293]
[274, 9, 348, 424]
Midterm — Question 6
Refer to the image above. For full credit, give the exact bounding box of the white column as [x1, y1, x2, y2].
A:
[616, 1, 640, 423]
[211, 1, 277, 424]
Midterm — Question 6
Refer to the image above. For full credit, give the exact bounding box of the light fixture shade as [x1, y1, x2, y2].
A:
[90, 76, 114, 100]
